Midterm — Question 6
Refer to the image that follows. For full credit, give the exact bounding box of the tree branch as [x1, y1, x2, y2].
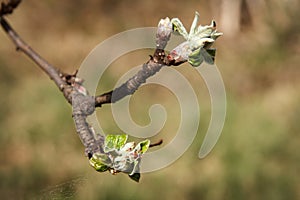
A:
[0, 0, 21, 15]
[95, 19, 178, 107]
[95, 49, 184, 107]
[1, 0, 168, 158]
[0, 16, 75, 103]
[1, 1, 223, 181]
[72, 92, 104, 158]
[0, 1, 98, 156]
[95, 56, 165, 106]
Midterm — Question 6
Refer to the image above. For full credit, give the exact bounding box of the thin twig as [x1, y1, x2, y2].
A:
[0, 0, 21, 15]
[0, 16, 74, 103]
[149, 139, 163, 148]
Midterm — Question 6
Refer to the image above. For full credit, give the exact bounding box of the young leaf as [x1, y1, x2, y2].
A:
[169, 12, 222, 67]
[171, 18, 189, 40]
[105, 134, 128, 152]
[89, 153, 110, 172]
[138, 139, 150, 154]
[188, 47, 204, 67]
[129, 173, 141, 182]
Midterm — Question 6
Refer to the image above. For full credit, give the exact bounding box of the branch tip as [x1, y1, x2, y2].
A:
[149, 139, 163, 148]
[0, 0, 21, 16]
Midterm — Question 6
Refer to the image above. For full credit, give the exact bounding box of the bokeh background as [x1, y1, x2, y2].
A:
[1, 0, 300, 199]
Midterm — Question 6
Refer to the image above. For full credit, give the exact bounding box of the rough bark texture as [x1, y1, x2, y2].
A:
[72, 92, 104, 157]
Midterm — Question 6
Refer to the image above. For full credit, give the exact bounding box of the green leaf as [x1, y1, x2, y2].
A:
[205, 48, 216, 64]
[206, 48, 216, 57]
[105, 134, 128, 152]
[171, 18, 189, 40]
[188, 48, 204, 67]
[129, 159, 141, 175]
[188, 48, 216, 67]
[128, 173, 140, 182]
[94, 163, 109, 172]
[91, 136, 150, 181]
[138, 139, 150, 154]
[201, 48, 215, 65]
[189, 11, 200, 37]
[89, 153, 110, 172]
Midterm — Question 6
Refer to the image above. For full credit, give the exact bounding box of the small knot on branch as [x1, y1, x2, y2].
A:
[153, 49, 166, 64]
[60, 70, 79, 86]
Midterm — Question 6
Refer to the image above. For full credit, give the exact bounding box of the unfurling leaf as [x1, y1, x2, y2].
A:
[129, 173, 141, 182]
[104, 134, 128, 152]
[188, 48, 216, 67]
[89, 153, 110, 172]
[138, 139, 150, 154]
[89, 134, 150, 182]
[169, 11, 222, 67]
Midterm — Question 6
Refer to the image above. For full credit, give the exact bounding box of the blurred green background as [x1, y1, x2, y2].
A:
[1, 0, 300, 199]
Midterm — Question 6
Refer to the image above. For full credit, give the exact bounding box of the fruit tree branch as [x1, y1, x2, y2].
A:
[1, 0, 223, 181]
[0, 0, 171, 158]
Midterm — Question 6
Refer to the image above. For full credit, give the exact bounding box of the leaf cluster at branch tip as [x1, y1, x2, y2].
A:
[169, 11, 223, 67]
[89, 134, 150, 182]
